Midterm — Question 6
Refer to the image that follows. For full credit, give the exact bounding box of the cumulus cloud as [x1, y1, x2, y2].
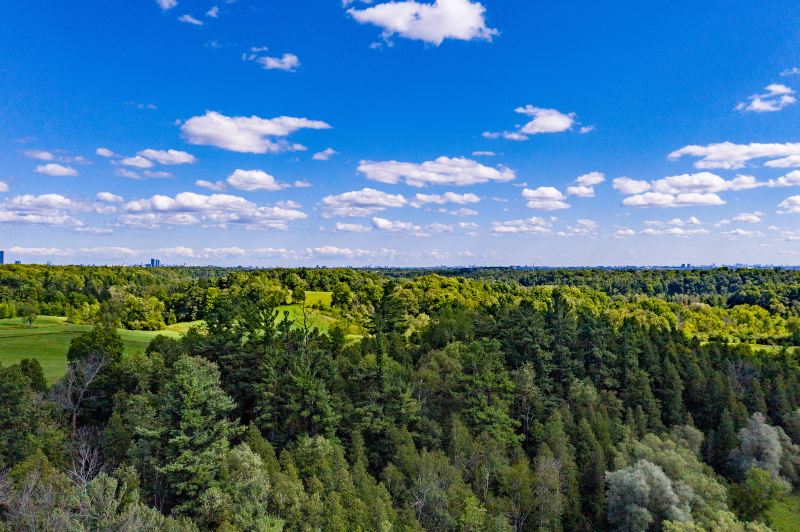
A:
[557, 219, 598, 237]
[334, 222, 372, 232]
[260, 53, 301, 71]
[522, 187, 570, 210]
[313, 147, 337, 161]
[566, 171, 605, 197]
[35, 163, 78, 176]
[226, 169, 285, 191]
[768, 170, 800, 187]
[178, 14, 203, 25]
[137, 149, 196, 165]
[120, 156, 154, 169]
[614, 228, 636, 238]
[484, 105, 576, 140]
[778, 195, 800, 214]
[321, 187, 407, 217]
[650, 172, 761, 194]
[372, 217, 427, 236]
[641, 226, 710, 237]
[356, 156, 514, 187]
[0, 194, 86, 227]
[347, 0, 498, 46]
[412, 192, 480, 207]
[0, 181, 8, 193]
[24, 149, 54, 161]
[156, 0, 177, 10]
[181, 111, 331, 154]
[613, 177, 651, 195]
[491, 216, 553, 234]
[195, 179, 226, 191]
[472, 150, 495, 156]
[97, 192, 124, 203]
[669, 142, 800, 170]
[735, 83, 796, 113]
[96, 147, 116, 158]
[716, 212, 763, 226]
[122, 192, 306, 229]
[622, 192, 725, 208]
[206, 6, 219, 17]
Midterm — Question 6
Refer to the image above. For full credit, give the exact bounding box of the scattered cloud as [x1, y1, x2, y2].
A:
[181, 111, 331, 154]
[613, 177, 651, 195]
[24, 149, 54, 161]
[372, 217, 427, 236]
[226, 169, 285, 191]
[120, 156, 155, 169]
[356, 156, 514, 187]
[313, 147, 337, 161]
[347, 0, 498, 46]
[491, 216, 553, 234]
[0, 181, 8, 193]
[35, 163, 78, 176]
[261, 53, 301, 71]
[97, 192, 124, 203]
[472, 151, 495, 156]
[122, 192, 306, 230]
[566, 171, 605, 197]
[206, 6, 219, 17]
[778, 195, 800, 214]
[716, 212, 763, 225]
[669, 142, 800, 170]
[178, 14, 203, 26]
[623, 192, 725, 208]
[522, 187, 570, 210]
[156, 0, 177, 10]
[196, 179, 226, 191]
[781, 67, 800, 77]
[321, 187, 406, 217]
[768, 170, 800, 187]
[735, 83, 796, 113]
[412, 192, 480, 207]
[0, 193, 86, 227]
[334, 222, 372, 232]
[137, 148, 196, 165]
[484, 105, 577, 140]
[557, 219, 598, 237]
[96, 147, 116, 158]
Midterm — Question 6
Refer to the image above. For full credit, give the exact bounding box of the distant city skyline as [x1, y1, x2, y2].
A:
[1, 1, 800, 266]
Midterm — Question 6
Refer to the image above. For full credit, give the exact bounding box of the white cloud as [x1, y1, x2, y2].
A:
[614, 228, 636, 238]
[24, 149, 54, 161]
[522, 187, 570, 210]
[579, 125, 596, 134]
[122, 192, 306, 229]
[156, 0, 177, 10]
[0, 194, 86, 227]
[35, 163, 78, 176]
[196, 179, 226, 191]
[0, 181, 8, 193]
[178, 14, 203, 26]
[735, 83, 796, 113]
[651, 172, 761, 194]
[575, 171, 605, 187]
[226, 169, 285, 191]
[321, 187, 407, 217]
[96, 147, 116, 158]
[347, 0, 498, 46]
[472, 150, 495, 156]
[484, 105, 576, 140]
[334, 222, 372, 232]
[206, 6, 219, 17]
[719, 228, 763, 238]
[622, 192, 725, 208]
[716, 212, 763, 225]
[372, 217, 427, 236]
[293, 180, 312, 188]
[566, 185, 594, 197]
[768, 170, 800, 187]
[781, 67, 800, 77]
[669, 142, 800, 170]
[181, 111, 331, 154]
[778, 195, 800, 214]
[491, 216, 553, 234]
[97, 192, 124, 203]
[258, 53, 301, 71]
[356, 156, 514, 187]
[765, 156, 800, 168]
[313, 147, 337, 161]
[613, 177, 651, 195]
[137, 148, 196, 165]
[412, 191, 480, 206]
[120, 155, 155, 169]
[557, 219, 598, 237]
[641, 226, 710, 237]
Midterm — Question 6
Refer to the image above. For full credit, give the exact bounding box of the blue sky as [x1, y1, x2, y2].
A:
[1, 0, 800, 266]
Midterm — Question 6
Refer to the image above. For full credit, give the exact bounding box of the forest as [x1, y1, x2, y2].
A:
[1, 264, 800, 531]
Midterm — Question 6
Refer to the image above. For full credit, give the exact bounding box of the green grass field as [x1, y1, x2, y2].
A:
[0, 316, 183, 383]
[768, 494, 800, 531]
[0, 293, 339, 384]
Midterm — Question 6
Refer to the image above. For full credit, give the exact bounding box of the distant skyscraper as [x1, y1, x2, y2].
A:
[149, 258, 161, 267]
[0, 250, 4, 265]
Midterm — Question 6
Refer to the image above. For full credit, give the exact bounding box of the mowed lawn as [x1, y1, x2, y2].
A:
[0, 316, 184, 383]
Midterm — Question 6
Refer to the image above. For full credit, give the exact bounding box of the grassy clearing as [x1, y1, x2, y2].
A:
[0, 316, 182, 383]
[768, 494, 800, 531]
[305, 291, 333, 306]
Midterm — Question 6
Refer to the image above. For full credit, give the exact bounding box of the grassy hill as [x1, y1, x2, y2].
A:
[0, 292, 340, 383]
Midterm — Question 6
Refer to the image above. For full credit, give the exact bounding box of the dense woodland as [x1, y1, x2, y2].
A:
[2, 265, 800, 530]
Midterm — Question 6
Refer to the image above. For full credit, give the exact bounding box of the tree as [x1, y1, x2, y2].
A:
[331, 282, 353, 308]
[729, 466, 789, 523]
[0, 366, 37, 467]
[21, 300, 38, 327]
[606, 460, 692, 531]
[18, 358, 47, 393]
[533, 444, 563, 531]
